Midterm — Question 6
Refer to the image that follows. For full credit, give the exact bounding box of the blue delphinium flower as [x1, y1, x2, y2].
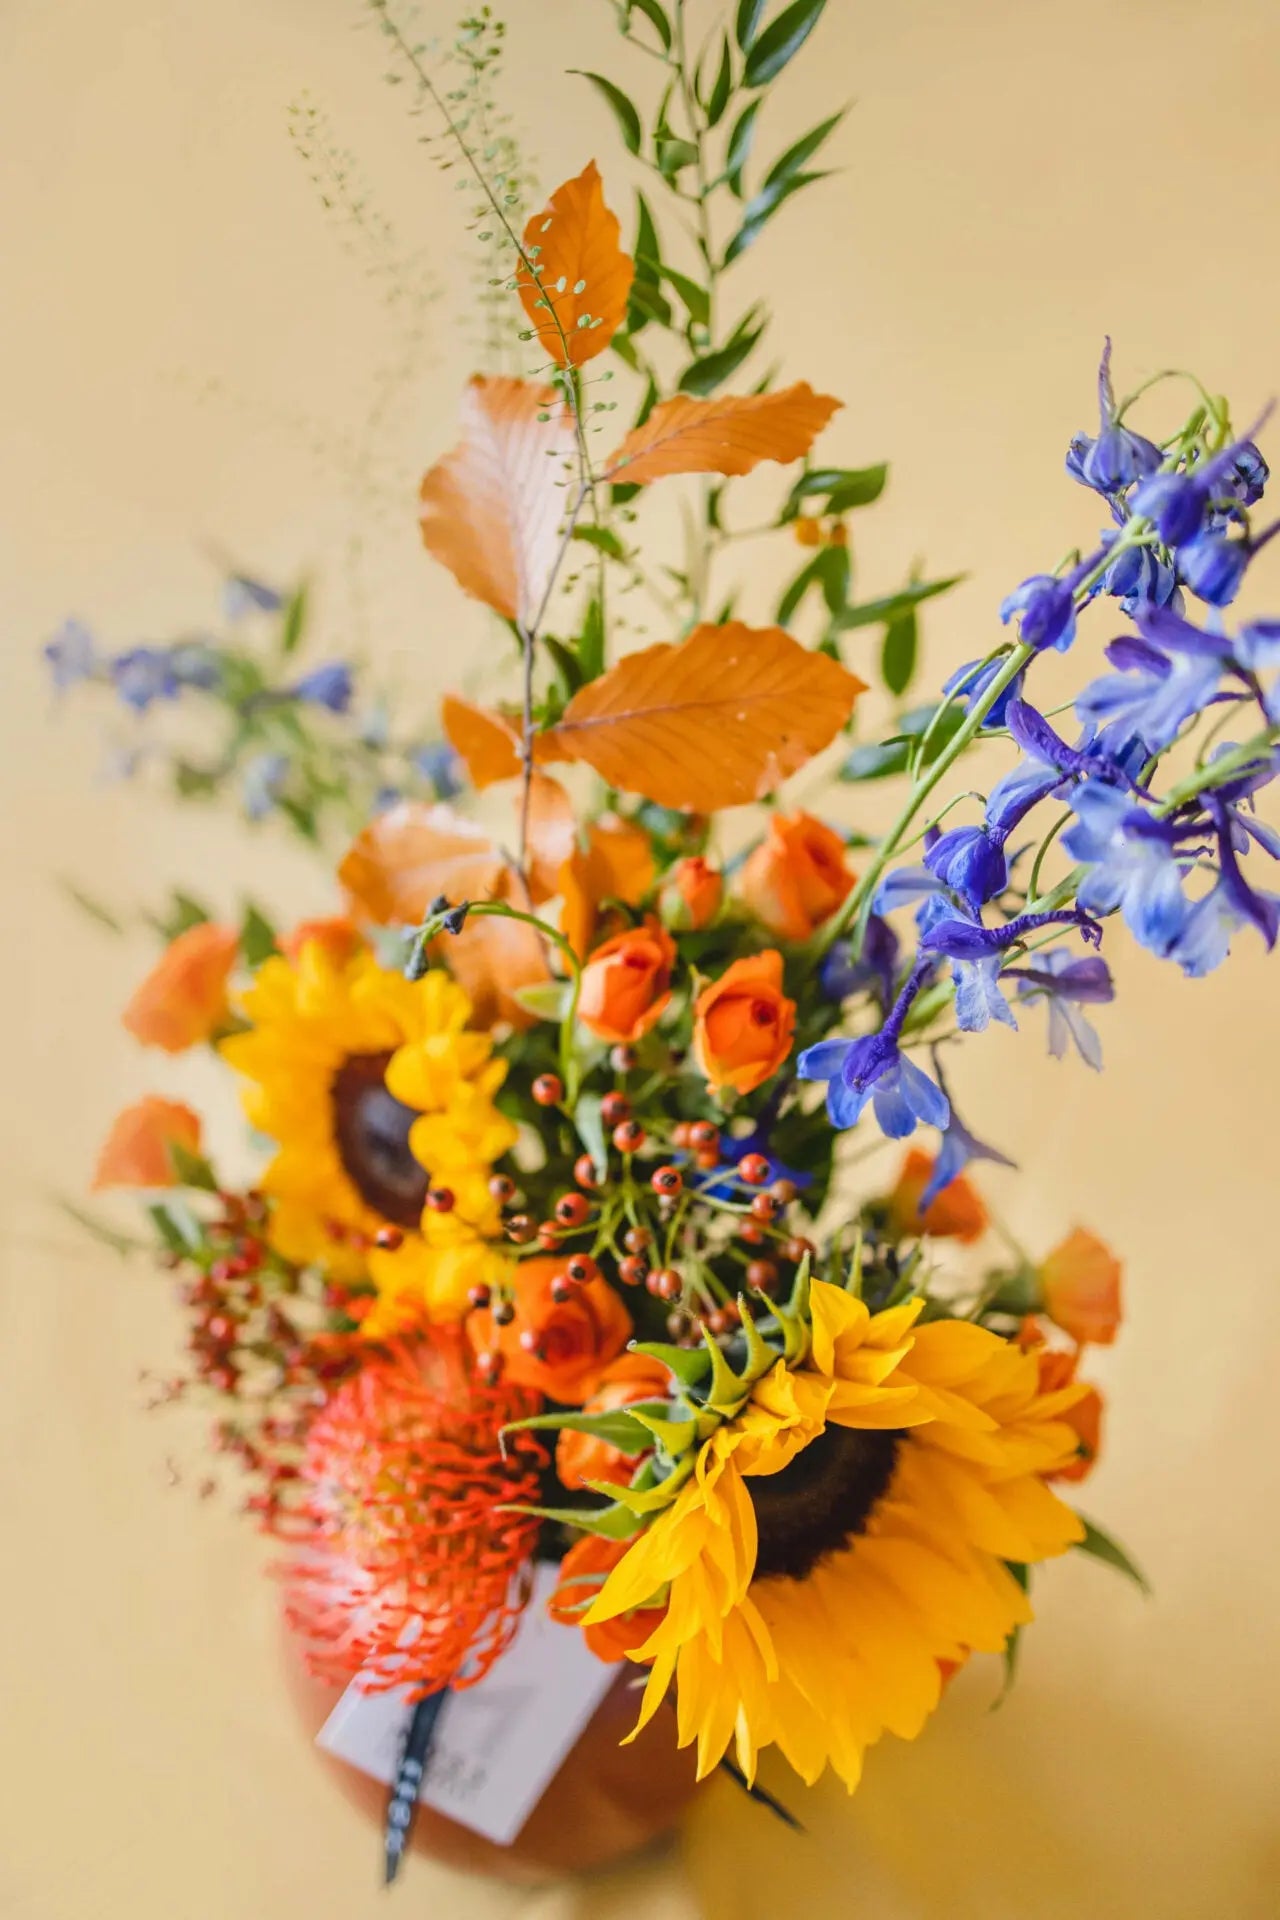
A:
[1075, 605, 1230, 754]
[1102, 540, 1179, 616]
[168, 641, 223, 691]
[922, 1061, 1016, 1207]
[290, 661, 354, 714]
[111, 646, 181, 712]
[920, 907, 1100, 1037]
[819, 914, 900, 1009]
[1066, 340, 1163, 496]
[1234, 619, 1280, 722]
[223, 574, 284, 620]
[798, 959, 949, 1137]
[1224, 441, 1269, 506]
[44, 617, 98, 690]
[242, 751, 290, 820]
[1064, 783, 1190, 955]
[1007, 949, 1114, 1069]
[411, 741, 464, 799]
[1131, 412, 1273, 552]
[999, 574, 1078, 653]
[923, 823, 1009, 909]
[941, 655, 1022, 729]
[1176, 528, 1250, 606]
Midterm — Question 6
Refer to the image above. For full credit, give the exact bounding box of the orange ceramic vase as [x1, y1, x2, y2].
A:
[284, 1635, 703, 1883]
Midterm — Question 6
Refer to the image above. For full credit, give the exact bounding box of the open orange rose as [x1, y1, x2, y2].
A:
[92, 1097, 203, 1189]
[548, 1534, 666, 1663]
[665, 856, 722, 931]
[692, 951, 796, 1095]
[738, 811, 854, 941]
[886, 1147, 988, 1243]
[577, 918, 676, 1045]
[466, 1257, 632, 1403]
[1037, 1346, 1105, 1484]
[1038, 1227, 1122, 1346]
[122, 922, 239, 1053]
[556, 1352, 671, 1491]
[282, 916, 362, 966]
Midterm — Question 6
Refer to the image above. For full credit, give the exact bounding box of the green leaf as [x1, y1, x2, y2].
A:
[725, 97, 762, 196]
[993, 1563, 1030, 1709]
[58, 879, 126, 934]
[782, 464, 885, 520]
[55, 1197, 140, 1258]
[508, 1406, 656, 1450]
[147, 1198, 204, 1257]
[835, 574, 965, 631]
[627, 0, 673, 53]
[629, 1339, 711, 1391]
[840, 739, 910, 781]
[653, 262, 710, 328]
[507, 1499, 644, 1540]
[1074, 1516, 1151, 1595]
[761, 107, 845, 190]
[511, 978, 572, 1022]
[633, 193, 662, 279]
[278, 583, 308, 657]
[626, 278, 673, 332]
[815, 543, 850, 614]
[571, 70, 642, 153]
[572, 524, 628, 563]
[743, 0, 827, 87]
[239, 902, 277, 967]
[574, 1091, 608, 1180]
[735, 0, 768, 49]
[544, 634, 585, 699]
[592, 1457, 693, 1513]
[706, 34, 733, 126]
[677, 329, 763, 396]
[579, 596, 606, 683]
[881, 608, 918, 696]
[166, 1140, 218, 1191]
[656, 136, 699, 179]
[776, 552, 826, 627]
[724, 170, 830, 264]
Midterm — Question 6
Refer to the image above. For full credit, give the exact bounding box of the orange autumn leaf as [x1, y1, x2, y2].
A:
[440, 693, 523, 789]
[604, 382, 842, 486]
[92, 1097, 202, 1190]
[418, 375, 578, 626]
[525, 772, 578, 903]
[337, 801, 549, 1029]
[518, 161, 633, 367]
[535, 622, 865, 811]
[559, 816, 656, 955]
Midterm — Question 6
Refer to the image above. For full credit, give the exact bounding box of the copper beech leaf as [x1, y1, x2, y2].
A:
[440, 694, 523, 789]
[418, 376, 578, 626]
[525, 772, 579, 903]
[338, 802, 548, 1028]
[603, 381, 841, 485]
[518, 161, 634, 367]
[535, 622, 866, 810]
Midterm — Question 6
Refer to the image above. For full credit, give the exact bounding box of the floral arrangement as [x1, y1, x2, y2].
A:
[53, 0, 1280, 1875]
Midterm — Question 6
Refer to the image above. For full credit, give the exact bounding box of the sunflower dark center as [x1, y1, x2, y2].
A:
[330, 1051, 429, 1229]
[747, 1424, 902, 1582]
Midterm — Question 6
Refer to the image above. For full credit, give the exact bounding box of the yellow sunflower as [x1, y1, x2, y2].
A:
[220, 939, 515, 1322]
[583, 1280, 1087, 1789]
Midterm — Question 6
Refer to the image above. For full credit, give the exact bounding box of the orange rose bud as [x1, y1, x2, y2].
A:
[692, 951, 796, 1096]
[577, 918, 676, 1045]
[556, 1353, 670, 1492]
[122, 922, 239, 1053]
[1038, 1227, 1123, 1347]
[739, 812, 854, 942]
[666, 855, 722, 931]
[1037, 1347, 1105, 1484]
[558, 817, 656, 958]
[548, 1534, 665, 1663]
[466, 1256, 632, 1404]
[92, 1097, 203, 1190]
[886, 1147, 988, 1244]
[282, 916, 361, 966]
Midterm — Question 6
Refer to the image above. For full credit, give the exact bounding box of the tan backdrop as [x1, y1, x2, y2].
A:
[3, 2, 1280, 1916]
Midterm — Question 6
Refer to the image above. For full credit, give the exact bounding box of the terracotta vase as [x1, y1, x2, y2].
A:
[284, 1635, 703, 1883]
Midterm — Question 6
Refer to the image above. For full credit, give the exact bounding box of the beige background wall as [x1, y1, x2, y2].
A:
[3, 2, 1280, 1916]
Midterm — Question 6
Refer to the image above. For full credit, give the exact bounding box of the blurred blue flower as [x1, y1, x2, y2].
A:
[1000, 574, 1078, 653]
[818, 914, 900, 1008]
[111, 647, 181, 712]
[1177, 529, 1250, 606]
[941, 656, 1022, 730]
[223, 574, 283, 620]
[290, 661, 354, 714]
[1076, 613, 1227, 755]
[1064, 784, 1189, 955]
[44, 617, 98, 691]
[1234, 618, 1280, 722]
[242, 751, 290, 820]
[411, 741, 464, 799]
[923, 1074, 1016, 1208]
[1224, 441, 1269, 507]
[1008, 949, 1114, 1069]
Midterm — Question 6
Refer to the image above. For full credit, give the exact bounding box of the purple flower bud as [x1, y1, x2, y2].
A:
[1223, 441, 1269, 507]
[924, 824, 1008, 907]
[1176, 530, 1250, 606]
[290, 661, 355, 713]
[941, 656, 1022, 728]
[999, 574, 1077, 652]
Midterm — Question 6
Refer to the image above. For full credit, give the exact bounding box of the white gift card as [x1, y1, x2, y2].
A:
[316, 1562, 618, 1847]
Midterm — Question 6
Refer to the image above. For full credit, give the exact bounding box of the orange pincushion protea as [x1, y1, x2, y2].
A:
[282, 1331, 546, 1699]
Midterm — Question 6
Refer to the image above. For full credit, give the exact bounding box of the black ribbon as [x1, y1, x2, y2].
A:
[383, 1688, 449, 1885]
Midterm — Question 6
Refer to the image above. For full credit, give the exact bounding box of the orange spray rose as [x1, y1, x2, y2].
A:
[122, 922, 239, 1052]
[549, 1534, 666, 1663]
[282, 917, 362, 966]
[738, 812, 854, 941]
[92, 1097, 203, 1189]
[1038, 1227, 1123, 1346]
[466, 1257, 632, 1404]
[666, 856, 722, 931]
[886, 1147, 988, 1243]
[577, 918, 676, 1045]
[1037, 1347, 1105, 1484]
[556, 1353, 672, 1491]
[692, 951, 796, 1095]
